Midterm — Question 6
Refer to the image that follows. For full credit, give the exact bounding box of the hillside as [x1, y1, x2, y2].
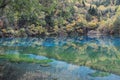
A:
[0, 0, 120, 37]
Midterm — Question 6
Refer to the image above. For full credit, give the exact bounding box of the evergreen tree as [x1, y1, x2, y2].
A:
[88, 5, 98, 16]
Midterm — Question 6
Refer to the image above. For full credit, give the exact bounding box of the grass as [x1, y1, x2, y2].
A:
[0, 54, 53, 64]
[89, 71, 110, 77]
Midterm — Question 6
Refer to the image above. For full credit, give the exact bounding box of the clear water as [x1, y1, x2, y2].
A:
[0, 36, 120, 80]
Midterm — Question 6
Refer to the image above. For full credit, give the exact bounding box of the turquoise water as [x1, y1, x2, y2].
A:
[0, 36, 120, 80]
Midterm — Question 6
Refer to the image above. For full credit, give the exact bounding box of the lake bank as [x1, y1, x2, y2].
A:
[0, 27, 119, 38]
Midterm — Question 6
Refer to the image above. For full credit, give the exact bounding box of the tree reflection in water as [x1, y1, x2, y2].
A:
[0, 36, 120, 74]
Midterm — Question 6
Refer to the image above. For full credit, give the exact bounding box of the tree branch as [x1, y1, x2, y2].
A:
[0, 0, 11, 9]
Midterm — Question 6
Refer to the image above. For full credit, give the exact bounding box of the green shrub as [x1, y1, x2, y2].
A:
[113, 16, 120, 33]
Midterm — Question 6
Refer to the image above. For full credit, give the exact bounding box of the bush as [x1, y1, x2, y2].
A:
[86, 13, 92, 21]
[88, 21, 98, 29]
[113, 16, 120, 33]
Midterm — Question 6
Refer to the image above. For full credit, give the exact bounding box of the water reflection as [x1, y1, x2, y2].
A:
[0, 36, 120, 47]
[0, 36, 120, 75]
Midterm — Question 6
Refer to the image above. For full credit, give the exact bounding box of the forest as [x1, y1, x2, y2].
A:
[1, 0, 120, 80]
[0, 0, 120, 37]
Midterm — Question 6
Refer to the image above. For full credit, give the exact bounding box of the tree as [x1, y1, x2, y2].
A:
[113, 16, 120, 34]
[0, 0, 42, 27]
[82, 0, 86, 7]
[0, 0, 11, 16]
[115, 0, 120, 5]
[88, 5, 98, 16]
[39, 0, 58, 27]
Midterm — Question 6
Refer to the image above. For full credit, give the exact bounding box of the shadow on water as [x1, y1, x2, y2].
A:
[0, 35, 120, 80]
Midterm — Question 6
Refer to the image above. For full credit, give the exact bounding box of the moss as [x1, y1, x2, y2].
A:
[0, 54, 53, 64]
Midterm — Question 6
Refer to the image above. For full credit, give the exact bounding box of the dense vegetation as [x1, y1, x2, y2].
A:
[0, 0, 120, 37]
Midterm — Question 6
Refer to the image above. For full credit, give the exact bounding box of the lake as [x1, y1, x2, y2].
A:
[0, 35, 120, 80]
